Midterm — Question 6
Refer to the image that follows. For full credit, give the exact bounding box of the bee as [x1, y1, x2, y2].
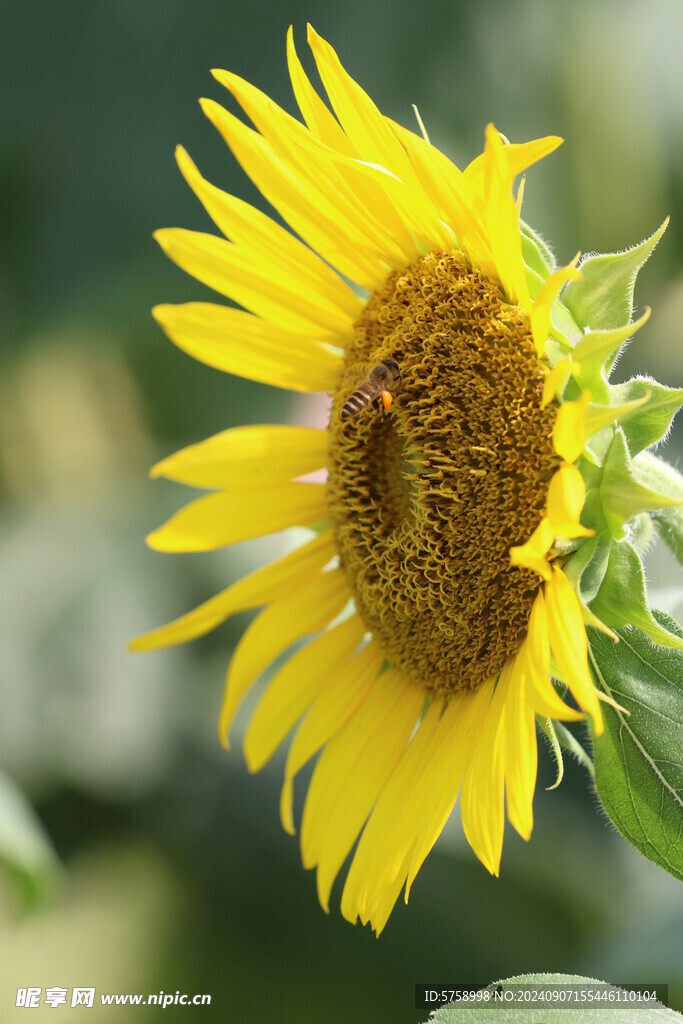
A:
[341, 358, 401, 420]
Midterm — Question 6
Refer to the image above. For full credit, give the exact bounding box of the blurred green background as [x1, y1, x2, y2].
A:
[1, 0, 682, 1020]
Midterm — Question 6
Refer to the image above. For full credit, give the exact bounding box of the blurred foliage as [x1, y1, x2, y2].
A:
[1, 0, 681, 1020]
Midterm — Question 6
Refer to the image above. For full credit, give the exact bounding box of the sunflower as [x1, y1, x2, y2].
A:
[132, 26, 674, 934]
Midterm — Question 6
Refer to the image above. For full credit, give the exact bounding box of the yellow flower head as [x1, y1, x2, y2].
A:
[132, 26, 676, 935]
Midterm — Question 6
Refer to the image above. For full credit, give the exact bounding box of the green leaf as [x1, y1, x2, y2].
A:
[588, 613, 683, 883]
[609, 376, 683, 455]
[590, 539, 683, 650]
[424, 974, 679, 1023]
[0, 771, 60, 909]
[562, 218, 668, 332]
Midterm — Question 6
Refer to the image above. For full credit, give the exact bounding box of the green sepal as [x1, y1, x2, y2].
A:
[562, 534, 617, 638]
[520, 219, 555, 273]
[590, 539, 683, 650]
[553, 721, 595, 780]
[552, 303, 583, 348]
[580, 481, 607, 533]
[522, 261, 544, 301]
[562, 217, 668, 332]
[562, 535, 598, 589]
[563, 533, 606, 600]
[653, 506, 683, 565]
[588, 614, 683, 885]
[577, 532, 612, 601]
[634, 452, 683, 565]
[585, 393, 650, 438]
[583, 425, 613, 467]
[572, 307, 651, 402]
[561, 390, 651, 468]
[608, 376, 683, 455]
[628, 512, 655, 555]
[544, 336, 566, 366]
[633, 448, 683, 499]
[536, 716, 565, 790]
[521, 236, 550, 283]
[599, 429, 683, 538]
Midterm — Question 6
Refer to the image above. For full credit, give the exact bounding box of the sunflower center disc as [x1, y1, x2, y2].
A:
[327, 252, 559, 694]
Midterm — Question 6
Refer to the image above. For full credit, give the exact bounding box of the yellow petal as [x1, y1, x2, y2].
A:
[286, 26, 353, 152]
[509, 518, 554, 581]
[175, 145, 362, 322]
[525, 594, 584, 722]
[306, 25, 419, 191]
[286, 28, 420, 262]
[388, 119, 496, 275]
[552, 391, 591, 463]
[199, 97, 394, 290]
[546, 463, 594, 538]
[541, 356, 574, 408]
[130, 528, 336, 652]
[345, 682, 492, 930]
[299, 666, 410, 871]
[152, 302, 341, 393]
[301, 27, 454, 252]
[363, 846, 414, 937]
[502, 652, 537, 841]
[460, 665, 512, 875]
[340, 699, 443, 925]
[531, 254, 581, 357]
[483, 124, 531, 312]
[218, 567, 351, 748]
[231, 72, 444, 256]
[243, 614, 365, 772]
[146, 481, 329, 553]
[313, 670, 425, 912]
[464, 135, 563, 197]
[154, 227, 351, 338]
[150, 425, 328, 489]
[545, 568, 603, 735]
[281, 640, 384, 832]
[403, 683, 493, 896]
[515, 174, 526, 216]
[214, 68, 423, 262]
[279, 777, 296, 836]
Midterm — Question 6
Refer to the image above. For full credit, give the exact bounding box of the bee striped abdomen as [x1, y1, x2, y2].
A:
[341, 381, 380, 420]
[341, 358, 400, 422]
